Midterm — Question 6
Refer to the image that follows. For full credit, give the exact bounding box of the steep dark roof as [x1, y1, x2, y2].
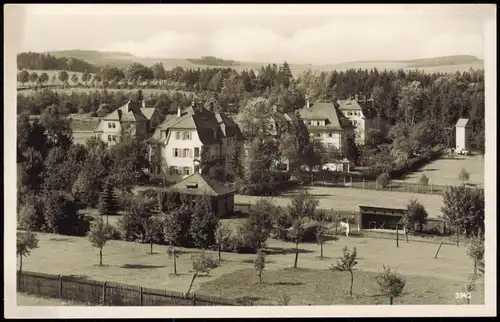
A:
[103, 101, 150, 122]
[152, 103, 243, 144]
[298, 101, 354, 131]
[338, 98, 378, 120]
[69, 117, 101, 132]
[167, 173, 236, 197]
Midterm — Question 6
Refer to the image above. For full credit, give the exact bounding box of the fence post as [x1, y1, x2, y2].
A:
[396, 224, 399, 247]
[59, 275, 63, 299]
[140, 287, 143, 306]
[102, 281, 107, 304]
[343, 175, 346, 186]
[363, 177, 365, 189]
[404, 180, 406, 192]
[389, 181, 392, 191]
[431, 184, 433, 194]
[17, 270, 22, 293]
[417, 183, 420, 193]
[192, 293, 196, 306]
[350, 177, 352, 188]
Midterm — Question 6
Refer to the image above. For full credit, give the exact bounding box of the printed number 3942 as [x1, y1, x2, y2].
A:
[455, 292, 471, 299]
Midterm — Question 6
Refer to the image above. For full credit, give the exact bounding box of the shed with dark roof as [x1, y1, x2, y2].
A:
[167, 172, 236, 217]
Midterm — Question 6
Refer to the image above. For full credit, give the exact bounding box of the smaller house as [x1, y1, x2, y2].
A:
[455, 118, 472, 152]
[68, 115, 101, 145]
[358, 206, 407, 230]
[166, 172, 236, 218]
[322, 158, 352, 172]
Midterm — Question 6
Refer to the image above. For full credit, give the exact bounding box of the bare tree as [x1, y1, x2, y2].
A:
[467, 234, 484, 276]
[375, 265, 406, 305]
[254, 249, 266, 284]
[458, 168, 470, 184]
[186, 250, 219, 296]
[167, 246, 180, 275]
[331, 246, 358, 297]
[314, 211, 331, 259]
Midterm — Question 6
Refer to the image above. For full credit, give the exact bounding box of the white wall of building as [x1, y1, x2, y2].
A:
[98, 120, 122, 146]
[162, 128, 203, 181]
[455, 126, 472, 150]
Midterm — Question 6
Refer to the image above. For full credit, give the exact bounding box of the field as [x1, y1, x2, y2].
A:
[16, 231, 483, 305]
[236, 186, 445, 218]
[394, 155, 485, 188]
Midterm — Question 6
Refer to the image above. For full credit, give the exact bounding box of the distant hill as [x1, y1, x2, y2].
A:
[40, 50, 484, 75]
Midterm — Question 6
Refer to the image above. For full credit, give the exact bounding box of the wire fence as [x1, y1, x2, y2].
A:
[17, 270, 242, 306]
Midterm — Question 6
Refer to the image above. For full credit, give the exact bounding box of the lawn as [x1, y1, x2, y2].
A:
[236, 186, 445, 218]
[17, 293, 87, 306]
[393, 155, 484, 188]
[17, 230, 482, 305]
[198, 267, 485, 305]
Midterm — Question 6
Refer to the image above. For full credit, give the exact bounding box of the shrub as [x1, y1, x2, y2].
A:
[419, 173, 429, 186]
[223, 227, 259, 254]
[376, 172, 391, 188]
[42, 191, 90, 236]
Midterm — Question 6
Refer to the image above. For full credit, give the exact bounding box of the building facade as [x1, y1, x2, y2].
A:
[337, 95, 385, 145]
[296, 100, 355, 150]
[148, 102, 244, 182]
[455, 118, 472, 152]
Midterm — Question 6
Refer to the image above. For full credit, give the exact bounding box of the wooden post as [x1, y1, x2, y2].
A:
[456, 225, 460, 247]
[102, 281, 107, 304]
[431, 184, 433, 194]
[350, 177, 352, 188]
[363, 177, 365, 188]
[344, 175, 346, 186]
[434, 241, 444, 259]
[376, 180, 378, 190]
[335, 211, 339, 238]
[396, 224, 399, 247]
[389, 181, 392, 191]
[404, 181, 407, 192]
[17, 270, 22, 293]
[59, 275, 63, 299]
[140, 287, 143, 306]
[192, 293, 196, 306]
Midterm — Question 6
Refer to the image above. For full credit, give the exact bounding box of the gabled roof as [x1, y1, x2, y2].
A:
[455, 118, 471, 128]
[167, 173, 236, 197]
[103, 101, 151, 122]
[298, 101, 354, 131]
[69, 117, 101, 132]
[338, 98, 378, 120]
[141, 108, 157, 120]
[152, 103, 243, 144]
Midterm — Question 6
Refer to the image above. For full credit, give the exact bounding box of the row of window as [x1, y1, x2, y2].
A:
[108, 135, 117, 142]
[168, 165, 200, 176]
[304, 120, 326, 126]
[175, 131, 192, 140]
[107, 123, 117, 129]
[347, 111, 362, 116]
[173, 148, 200, 158]
[311, 132, 340, 138]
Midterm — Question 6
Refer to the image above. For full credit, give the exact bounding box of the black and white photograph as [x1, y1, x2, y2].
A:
[4, 3, 496, 318]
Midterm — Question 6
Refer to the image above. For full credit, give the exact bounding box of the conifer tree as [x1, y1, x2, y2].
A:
[98, 180, 119, 224]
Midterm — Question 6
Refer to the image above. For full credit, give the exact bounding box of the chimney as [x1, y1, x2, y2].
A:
[354, 94, 359, 101]
[306, 99, 310, 109]
[127, 100, 132, 113]
[177, 107, 181, 117]
[142, 100, 146, 108]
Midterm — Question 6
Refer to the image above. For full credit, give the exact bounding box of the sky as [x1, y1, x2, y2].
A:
[12, 4, 493, 65]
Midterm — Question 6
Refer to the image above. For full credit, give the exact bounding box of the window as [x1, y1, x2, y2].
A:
[182, 148, 191, 158]
[175, 131, 180, 140]
[112, 123, 116, 128]
[329, 132, 333, 137]
[194, 165, 200, 173]
[316, 133, 321, 137]
[169, 166, 179, 175]
[107, 135, 112, 142]
[307, 121, 312, 125]
[183, 131, 191, 140]
[108, 123, 112, 128]
[112, 135, 117, 142]
[183, 167, 191, 175]
[173, 148, 180, 157]
[194, 147, 200, 158]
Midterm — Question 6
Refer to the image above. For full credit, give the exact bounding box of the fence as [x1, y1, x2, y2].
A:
[17, 270, 241, 306]
[296, 171, 466, 196]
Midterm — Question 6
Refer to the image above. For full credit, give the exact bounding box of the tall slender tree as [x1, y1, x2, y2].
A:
[98, 180, 119, 225]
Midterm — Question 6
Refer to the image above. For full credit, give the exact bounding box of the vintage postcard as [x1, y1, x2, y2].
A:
[4, 3, 496, 318]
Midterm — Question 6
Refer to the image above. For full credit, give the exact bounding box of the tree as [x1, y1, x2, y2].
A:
[440, 186, 484, 238]
[376, 265, 406, 305]
[214, 222, 232, 261]
[141, 216, 162, 255]
[331, 246, 358, 297]
[188, 197, 219, 249]
[98, 181, 120, 225]
[186, 250, 219, 296]
[28, 72, 39, 85]
[87, 218, 113, 266]
[254, 249, 266, 284]
[288, 191, 319, 268]
[467, 234, 484, 276]
[162, 209, 184, 274]
[42, 190, 89, 236]
[167, 245, 180, 275]
[18, 70, 29, 86]
[315, 212, 330, 259]
[71, 73, 79, 85]
[58, 71, 69, 86]
[342, 132, 359, 165]
[51, 75, 57, 85]
[419, 173, 429, 186]
[38, 72, 49, 86]
[67, 58, 74, 71]
[242, 198, 275, 249]
[16, 230, 39, 272]
[152, 62, 166, 84]
[459, 168, 470, 184]
[82, 70, 90, 86]
[376, 172, 390, 189]
[402, 199, 428, 235]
